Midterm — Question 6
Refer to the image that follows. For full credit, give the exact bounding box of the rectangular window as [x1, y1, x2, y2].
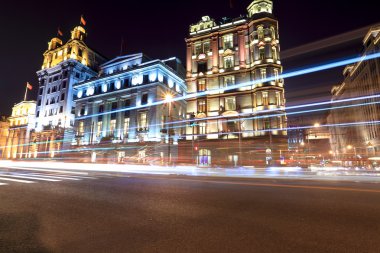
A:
[39, 88, 43, 95]
[199, 121, 206, 135]
[138, 112, 148, 129]
[273, 69, 279, 82]
[224, 75, 235, 87]
[141, 94, 148, 105]
[260, 69, 266, 81]
[203, 41, 210, 53]
[61, 93, 65, 101]
[197, 62, 207, 73]
[59, 106, 63, 113]
[225, 97, 236, 111]
[96, 121, 103, 137]
[197, 99, 206, 113]
[124, 118, 130, 137]
[195, 43, 202, 55]
[223, 34, 233, 49]
[62, 81, 67, 89]
[110, 119, 116, 136]
[262, 92, 268, 105]
[78, 121, 84, 136]
[198, 79, 206, 91]
[224, 56, 234, 69]
[259, 47, 265, 60]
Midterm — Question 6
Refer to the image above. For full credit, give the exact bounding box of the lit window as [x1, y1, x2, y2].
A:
[195, 43, 202, 55]
[273, 69, 279, 82]
[197, 100, 206, 113]
[225, 97, 236, 111]
[223, 34, 233, 49]
[272, 47, 278, 61]
[198, 79, 206, 91]
[199, 121, 206, 135]
[138, 112, 148, 129]
[110, 119, 116, 136]
[78, 122, 84, 136]
[124, 118, 130, 137]
[260, 69, 266, 81]
[96, 121, 103, 137]
[224, 56, 234, 69]
[224, 76, 235, 87]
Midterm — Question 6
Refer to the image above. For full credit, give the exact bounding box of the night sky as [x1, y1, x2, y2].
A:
[0, 0, 379, 116]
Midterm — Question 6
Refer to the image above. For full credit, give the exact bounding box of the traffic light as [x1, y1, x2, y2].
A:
[189, 113, 196, 127]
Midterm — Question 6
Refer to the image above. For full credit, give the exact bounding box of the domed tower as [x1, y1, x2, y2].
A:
[48, 37, 63, 51]
[247, 0, 273, 17]
[71, 25, 87, 41]
[35, 18, 107, 154]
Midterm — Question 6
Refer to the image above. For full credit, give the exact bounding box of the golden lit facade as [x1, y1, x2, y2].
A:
[328, 26, 380, 164]
[34, 24, 107, 157]
[0, 117, 9, 158]
[181, 0, 287, 166]
[4, 101, 36, 159]
[36, 25, 107, 132]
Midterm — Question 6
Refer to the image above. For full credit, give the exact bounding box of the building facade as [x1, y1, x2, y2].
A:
[180, 0, 287, 167]
[4, 101, 36, 159]
[72, 53, 186, 163]
[328, 26, 380, 166]
[0, 116, 9, 158]
[34, 24, 107, 156]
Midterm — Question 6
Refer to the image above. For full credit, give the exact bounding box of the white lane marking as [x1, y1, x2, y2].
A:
[25, 173, 82, 181]
[0, 177, 34, 184]
[1, 174, 60, 182]
[0, 182, 8, 186]
[5, 166, 89, 175]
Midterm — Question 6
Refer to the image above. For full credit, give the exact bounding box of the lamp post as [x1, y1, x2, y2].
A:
[165, 93, 173, 166]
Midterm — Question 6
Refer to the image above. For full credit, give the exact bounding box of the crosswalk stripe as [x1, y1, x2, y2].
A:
[1, 174, 60, 182]
[24, 173, 82, 181]
[0, 177, 34, 184]
[5, 166, 89, 175]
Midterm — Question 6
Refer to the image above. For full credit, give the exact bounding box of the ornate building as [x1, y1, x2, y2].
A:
[33, 23, 107, 156]
[4, 101, 36, 159]
[180, 0, 287, 167]
[328, 26, 380, 166]
[72, 54, 186, 163]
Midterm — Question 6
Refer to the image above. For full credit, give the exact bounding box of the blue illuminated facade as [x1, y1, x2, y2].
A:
[73, 53, 186, 163]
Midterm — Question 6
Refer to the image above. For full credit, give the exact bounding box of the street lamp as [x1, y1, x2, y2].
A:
[165, 93, 173, 165]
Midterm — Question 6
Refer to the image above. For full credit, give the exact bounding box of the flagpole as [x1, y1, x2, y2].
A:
[24, 84, 28, 101]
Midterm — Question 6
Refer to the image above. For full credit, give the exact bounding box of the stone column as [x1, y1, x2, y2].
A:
[211, 36, 219, 73]
[238, 30, 246, 68]
[186, 43, 193, 78]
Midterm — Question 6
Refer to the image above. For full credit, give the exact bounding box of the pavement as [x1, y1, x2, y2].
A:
[1, 162, 380, 252]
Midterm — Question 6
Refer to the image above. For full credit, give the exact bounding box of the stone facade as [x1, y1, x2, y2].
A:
[180, 0, 287, 167]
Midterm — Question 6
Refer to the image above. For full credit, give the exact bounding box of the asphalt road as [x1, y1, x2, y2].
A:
[1, 168, 380, 253]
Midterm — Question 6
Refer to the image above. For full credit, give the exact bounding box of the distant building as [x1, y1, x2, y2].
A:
[33, 23, 107, 156]
[0, 116, 9, 158]
[180, 0, 287, 167]
[328, 26, 380, 165]
[72, 54, 186, 163]
[4, 101, 36, 159]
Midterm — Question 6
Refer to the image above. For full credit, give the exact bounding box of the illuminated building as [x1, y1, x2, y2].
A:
[4, 101, 36, 159]
[328, 26, 380, 166]
[33, 22, 107, 156]
[0, 116, 9, 158]
[73, 54, 186, 163]
[180, 0, 287, 167]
